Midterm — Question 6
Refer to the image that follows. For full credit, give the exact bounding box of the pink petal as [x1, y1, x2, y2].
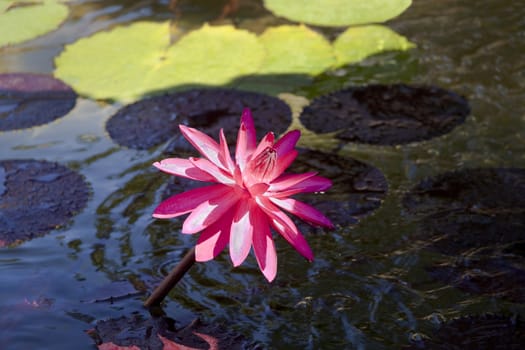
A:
[270, 197, 334, 228]
[182, 189, 240, 234]
[270, 175, 332, 198]
[152, 184, 230, 219]
[189, 157, 235, 185]
[98, 342, 140, 350]
[218, 128, 235, 172]
[250, 132, 275, 159]
[229, 199, 254, 266]
[268, 172, 318, 192]
[235, 108, 257, 170]
[195, 209, 234, 262]
[274, 130, 300, 157]
[248, 182, 269, 196]
[153, 158, 215, 182]
[268, 149, 298, 181]
[251, 207, 277, 282]
[179, 124, 225, 170]
[256, 196, 313, 261]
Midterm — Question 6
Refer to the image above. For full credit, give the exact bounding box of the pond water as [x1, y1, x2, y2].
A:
[1, 0, 525, 349]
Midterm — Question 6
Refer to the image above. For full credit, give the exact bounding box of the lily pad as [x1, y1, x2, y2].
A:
[0, 0, 69, 47]
[418, 211, 525, 256]
[403, 168, 525, 217]
[263, 0, 412, 27]
[88, 314, 251, 350]
[403, 169, 525, 302]
[54, 22, 264, 101]
[0, 73, 77, 131]
[288, 149, 388, 227]
[406, 314, 525, 349]
[299, 84, 470, 145]
[258, 25, 335, 75]
[333, 25, 415, 67]
[106, 89, 292, 150]
[0, 159, 90, 247]
[428, 251, 525, 303]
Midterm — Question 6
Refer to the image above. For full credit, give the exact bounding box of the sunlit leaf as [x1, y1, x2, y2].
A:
[0, 0, 69, 47]
[333, 25, 415, 66]
[257, 25, 335, 75]
[263, 0, 412, 27]
[54, 22, 264, 102]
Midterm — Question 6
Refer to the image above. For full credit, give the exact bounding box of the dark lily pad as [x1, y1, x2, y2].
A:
[106, 89, 292, 150]
[87, 314, 252, 350]
[404, 168, 525, 300]
[299, 84, 470, 145]
[417, 210, 525, 256]
[403, 168, 525, 217]
[288, 149, 388, 227]
[0, 159, 90, 247]
[406, 314, 525, 350]
[428, 251, 525, 303]
[0, 73, 77, 131]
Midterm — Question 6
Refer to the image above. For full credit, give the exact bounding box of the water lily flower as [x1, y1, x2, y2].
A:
[153, 108, 333, 281]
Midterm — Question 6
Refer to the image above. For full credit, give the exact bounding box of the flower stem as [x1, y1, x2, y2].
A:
[144, 247, 196, 307]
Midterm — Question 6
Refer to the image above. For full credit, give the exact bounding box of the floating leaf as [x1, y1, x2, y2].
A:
[406, 314, 525, 349]
[263, 0, 412, 27]
[0, 159, 90, 247]
[429, 252, 525, 303]
[106, 89, 291, 150]
[300, 84, 470, 145]
[258, 25, 335, 75]
[333, 25, 415, 66]
[403, 168, 525, 302]
[54, 23, 264, 101]
[403, 168, 525, 217]
[288, 149, 388, 228]
[88, 314, 248, 350]
[0, 0, 69, 47]
[0, 73, 77, 131]
[419, 211, 525, 256]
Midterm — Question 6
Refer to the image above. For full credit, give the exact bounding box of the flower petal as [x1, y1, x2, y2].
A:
[218, 128, 235, 172]
[182, 189, 241, 234]
[229, 198, 254, 267]
[152, 184, 230, 219]
[270, 197, 334, 228]
[250, 132, 275, 159]
[190, 157, 235, 185]
[153, 158, 215, 182]
[179, 124, 224, 170]
[274, 130, 300, 157]
[256, 196, 313, 261]
[235, 108, 257, 170]
[195, 210, 234, 262]
[270, 175, 332, 198]
[268, 172, 318, 192]
[268, 149, 298, 181]
[251, 207, 277, 282]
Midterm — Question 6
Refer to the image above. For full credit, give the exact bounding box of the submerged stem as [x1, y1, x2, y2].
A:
[143, 247, 196, 307]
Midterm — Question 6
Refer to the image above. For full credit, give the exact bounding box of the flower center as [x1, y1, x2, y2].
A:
[250, 146, 277, 182]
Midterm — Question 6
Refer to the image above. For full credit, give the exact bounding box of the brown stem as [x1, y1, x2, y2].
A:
[144, 247, 196, 307]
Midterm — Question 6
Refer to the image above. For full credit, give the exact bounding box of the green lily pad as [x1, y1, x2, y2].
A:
[0, 0, 69, 47]
[258, 25, 335, 75]
[333, 25, 415, 66]
[54, 22, 264, 102]
[263, 0, 412, 27]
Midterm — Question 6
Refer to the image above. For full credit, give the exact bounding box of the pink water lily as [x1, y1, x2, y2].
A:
[153, 108, 333, 281]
